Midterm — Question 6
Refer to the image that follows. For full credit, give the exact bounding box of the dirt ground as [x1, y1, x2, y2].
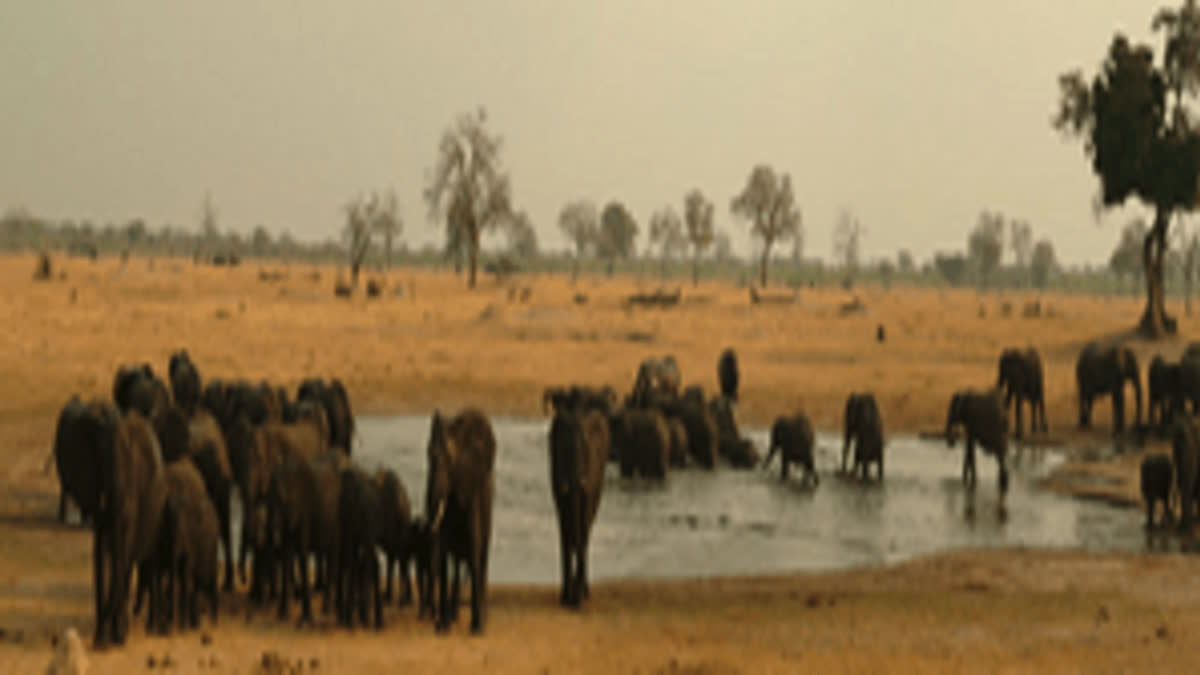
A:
[2, 253, 1199, 673]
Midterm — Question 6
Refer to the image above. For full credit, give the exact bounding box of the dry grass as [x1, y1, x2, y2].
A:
[2, 253, 1199, 673]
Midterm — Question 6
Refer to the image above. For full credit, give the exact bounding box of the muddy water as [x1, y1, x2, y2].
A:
[302, 415, 1143, 585]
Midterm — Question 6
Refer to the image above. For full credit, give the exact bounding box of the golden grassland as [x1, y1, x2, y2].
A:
[0, 253, 1198, 673]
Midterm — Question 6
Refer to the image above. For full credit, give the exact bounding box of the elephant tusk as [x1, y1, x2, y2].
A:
[430, 499, 445, 532]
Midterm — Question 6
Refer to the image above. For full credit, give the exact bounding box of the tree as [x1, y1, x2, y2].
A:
[1110, 218, 1149, 293]
[934, 252, 968, 287]
[897, 249, 915, 274]
[1031, 239, 1057, 290]
[597, 201, 638, 277]
[342, 194, 374, 286]
[968, 210, 1006, 288]
[506, 210, 539, 260]
[832, 208, 865, 279]
[1055, 10, 1200, 336]
[251, 225, 272, 257]
[200, 193, 219, 241]
[425, 108, 514, 289]
[123, 219, 146, 248]
[559, 200, 598, 280]
[730, 165, 802, 287]
[713, 230, 733, 263]
[648, 206, 686, 278]
[1010, 219, 1033, 282]
[372, 189, 402, 270]
[683, 189, 715, 285]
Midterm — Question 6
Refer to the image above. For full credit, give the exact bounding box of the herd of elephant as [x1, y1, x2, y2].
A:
[53, 350, 495, 648]
[52, 338, 1200, 649]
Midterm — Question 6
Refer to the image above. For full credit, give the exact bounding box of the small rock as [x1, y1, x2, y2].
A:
[45, 627, 88, 675]
[201, 632, 212, 646]
[1156, 624, 1170, 640]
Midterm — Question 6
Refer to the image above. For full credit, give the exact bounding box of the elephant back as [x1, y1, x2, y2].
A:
[54, 397, 103, 521]
[115, 411, 169, 568]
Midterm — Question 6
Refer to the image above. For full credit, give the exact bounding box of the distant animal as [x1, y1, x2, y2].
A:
[1140, 454, 1173, 529]
[717, 348, 739, 401]
[997, 348, 1047, 438]
[842, 393, 884, 480]
[425, 409, 497, 633]
[944, 390, 1009, 496]
[549, 408, 609, 607]
[763, 412, 818, 485]
[609, 408, 671, 480]
[1076, 342, 1141, 434]
[876, 324, 886, 343]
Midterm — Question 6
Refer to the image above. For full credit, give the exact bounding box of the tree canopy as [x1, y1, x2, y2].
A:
[730, 164, 801, 287]
[559, 199, 598, 279]
[683, 189, 714, 285]
[597, 201, 638, 276]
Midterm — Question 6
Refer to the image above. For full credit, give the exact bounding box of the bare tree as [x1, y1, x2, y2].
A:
[832, 208, 865, 279]
[342, 194, 374, 286]
[1010, 220, 1033, 271]
[1031, 238, 1057, 290]
[648, 206, 686, 279]
[730, 165, 801, 287]
[372, 189, 402, 270]
[424, 108, 514, 289]
[559, 200, 598, 280]
[968, 210, 1006, 289]
[683, 189, 714, 286]
[506, 210, 539, 260]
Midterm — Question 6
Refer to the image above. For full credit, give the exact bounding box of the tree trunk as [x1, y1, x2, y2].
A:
[759, 242, 771, 288]
[468, 230, 479, 289]
[606, 257, 614, 278]
[1138, 208, 1175, 337]
[692, 253, 699, 287]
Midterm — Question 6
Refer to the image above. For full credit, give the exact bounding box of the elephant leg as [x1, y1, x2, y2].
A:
[238, 517, 250, 586]
[1112, 390, 1124, 434]
[1014, 397, 1024, 439]
[384, 553, 394, 603]
[277, 542, 291, 621]
[997, 455, 1009, 497]
[435, 545, 450, 632]
[1079, 391, 1090, 429]
[580, 509, 592, 602]
[963, 438, 977, 490]
[471, 511, 489, 634]
[298, 546, 313, 625]
[93, 529, 107, 647]
[556, 497, 571, 606]
[219, 490, 234, 592]
[781, 456, 790, 481]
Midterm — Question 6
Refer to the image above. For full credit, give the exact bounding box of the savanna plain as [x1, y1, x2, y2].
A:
[2, 253, 1198, 673]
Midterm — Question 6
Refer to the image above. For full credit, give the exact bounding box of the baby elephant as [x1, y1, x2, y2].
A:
[764, 412, 818, 485]
[1140, 454, 1174, 529]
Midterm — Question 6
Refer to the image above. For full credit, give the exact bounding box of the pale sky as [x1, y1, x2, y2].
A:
[0, 1, 1170, 266]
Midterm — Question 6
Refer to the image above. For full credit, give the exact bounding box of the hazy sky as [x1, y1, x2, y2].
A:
[0, 2, 1171, 265]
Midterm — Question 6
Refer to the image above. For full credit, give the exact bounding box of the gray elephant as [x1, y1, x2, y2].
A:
[336, 466, 383, 630]
[92, 406, 168, 648]
[168, 349, 202, 415]
[1140, 454, 1174, 529]
[375, 469, 415, 606]
[842, 393, 884, 480]
[549, 408, 609, 607]
[944, 390, 1009, 496]
[426, 408, 496, 633]
[717, 348, 739, 402]
[763, 412, 818, 485]
[1076, 342, 1141, 434]
[149, 459, 219, 633]
[53, 397, 103, 524]
[1172, 418, 1200, 529]
[610, 408, 671, 480]
[996, 348, 1047, 438]
[1173, 356, 1200, 420]
[630, 355, 681, 409]
[1148, 355, 1182, 431]
[298, 378, 355, 454]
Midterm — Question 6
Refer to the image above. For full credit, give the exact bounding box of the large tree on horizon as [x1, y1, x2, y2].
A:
[597, 201, 638, 277]
[730, 164, 801, 287]
[1055, 2, 1200, 336]
[424, 108, 514, 289]
[683, 189, 714, 286]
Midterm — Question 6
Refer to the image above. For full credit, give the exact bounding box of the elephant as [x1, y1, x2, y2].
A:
[92, 406, 168, 648]
[409, 516, 435, 620]
[53, 397, 103, 524]
[146, 459, 219, 633]
[168, 349, 202, 415]
[842, 393, 884, 480]
[609, 408, 671, 480]
[542, 385, 617, 417]
[630, 355, 681, 409]
[166, 408, 236, 593]
[297, 378, 355, 454]
[996, 348, 1047, 438]
[112, 364, 171, 423]
[1076, 342, 1141, 434]
[374, 469, 415, 606]
[1148, 356, 1182, 431]
[1140, 454, 1174, 529]
[336, 467, 383, 630]
[1172, 418, 1200, 529]
[1173, 356, 1200, 420]
[425, 408, 496, 633]
[944, 390, 1009, 496]
[674, 397, 718, 469]
[764, 412, 818, 485]
[717, 348, 739, 402]
[266, 450, 343, 625]
[666, 418, 689, 468]
[720, 437, 760, 468]
[549, 408, 609, 608]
